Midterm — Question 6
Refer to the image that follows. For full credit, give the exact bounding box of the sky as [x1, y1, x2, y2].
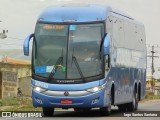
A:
[0, 0, 160, 48]
[0, 0, 160, 78]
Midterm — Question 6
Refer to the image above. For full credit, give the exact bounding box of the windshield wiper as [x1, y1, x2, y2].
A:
[47, 49, 63, 82]
[71, 48, 86, 83]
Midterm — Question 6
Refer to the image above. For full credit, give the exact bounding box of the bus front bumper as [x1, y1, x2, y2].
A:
[32, 89, 110, 108]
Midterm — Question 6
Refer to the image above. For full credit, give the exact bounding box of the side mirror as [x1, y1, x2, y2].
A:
[23, 34, 34, 56]
[103, 33, 110, 56]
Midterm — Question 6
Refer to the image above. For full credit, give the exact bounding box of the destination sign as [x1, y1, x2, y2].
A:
[43, 25, 65, 30]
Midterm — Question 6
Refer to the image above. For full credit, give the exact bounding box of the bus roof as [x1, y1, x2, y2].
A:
[37, 4, 136, 23]
[38, 4, 112, 23]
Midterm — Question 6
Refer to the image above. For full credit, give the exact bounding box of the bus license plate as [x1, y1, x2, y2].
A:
[60, 100, 73, 104]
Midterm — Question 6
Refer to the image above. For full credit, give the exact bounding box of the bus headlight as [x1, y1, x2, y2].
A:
[35, 87, 41, 92]
[87, 84, 105, 93]
[33, 86, 46, 93]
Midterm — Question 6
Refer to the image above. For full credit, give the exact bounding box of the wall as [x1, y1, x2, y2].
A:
[0, 71, 18, 98]
[18, 77, 31, 97]
[0, 63, 31, 98]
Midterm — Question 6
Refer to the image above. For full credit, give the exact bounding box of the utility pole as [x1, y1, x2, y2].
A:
[148, 45, 159, 92]
[0, 20, 8, 39]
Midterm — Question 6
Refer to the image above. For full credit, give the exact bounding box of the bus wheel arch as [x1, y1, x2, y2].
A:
[111, 84, 114, 105]
[99, 83, 114, 115]
[138, 82, 141, 101]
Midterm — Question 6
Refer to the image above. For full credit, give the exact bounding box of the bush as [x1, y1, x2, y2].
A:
[144, 91, 160, 101]
[0, 99, 2, 106]
[0, 97, 31, 106]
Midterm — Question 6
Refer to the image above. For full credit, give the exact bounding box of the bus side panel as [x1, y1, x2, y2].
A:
[106, 67, 133, 105]
[106, 15, 146, 105]
[139, 26, 147, 100]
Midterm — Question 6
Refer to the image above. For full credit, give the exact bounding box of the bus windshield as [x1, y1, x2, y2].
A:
[34, 23, 104, 82]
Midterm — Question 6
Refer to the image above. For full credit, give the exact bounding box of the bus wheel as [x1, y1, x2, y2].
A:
[128, 90, 138, 111]
[100, 96, 111, 115]
[42, 107, 54, 117]
[100, 106, 111, 116]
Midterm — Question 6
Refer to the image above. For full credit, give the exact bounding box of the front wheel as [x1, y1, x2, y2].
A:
[42, 107, 54, 117]
[100, 106, 111, 116]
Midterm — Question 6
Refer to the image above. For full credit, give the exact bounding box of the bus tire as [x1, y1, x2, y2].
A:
[42, 107, 54, 117]
[128, 89, 138, 111]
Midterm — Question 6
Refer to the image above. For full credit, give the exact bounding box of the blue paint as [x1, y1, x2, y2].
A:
[23, 34, 34, 56]
[32, 88, 106, 108]
[38, 5, 112, 22]
[103, 33, 110, 55]
[26, 4, 146, 110]
[35, 66, 46, 73]
[69, 25, 76, 30]
[32, 78, 100, 91]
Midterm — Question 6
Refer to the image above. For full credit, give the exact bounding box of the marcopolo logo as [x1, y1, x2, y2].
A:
[64, 91, 69, 96]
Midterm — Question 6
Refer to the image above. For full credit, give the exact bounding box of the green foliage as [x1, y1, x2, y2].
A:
[2, 106, 41, 111]
[144, 91, 160, 101]
[0, 97, 19, 106]
[0, 99, 2, 106]
[0, 97, 41, 111]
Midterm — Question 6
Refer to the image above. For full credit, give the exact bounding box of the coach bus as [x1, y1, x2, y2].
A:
[23, 4, 146, 116]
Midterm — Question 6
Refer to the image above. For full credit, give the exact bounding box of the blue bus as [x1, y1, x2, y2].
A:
[23, 4, 146, 116]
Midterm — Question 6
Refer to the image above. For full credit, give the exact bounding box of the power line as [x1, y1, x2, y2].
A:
[7, 37, 24, 40]
[0, 32, 24, 40]
[0, 43, 22, 45]
[0, 42, 23, 45]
